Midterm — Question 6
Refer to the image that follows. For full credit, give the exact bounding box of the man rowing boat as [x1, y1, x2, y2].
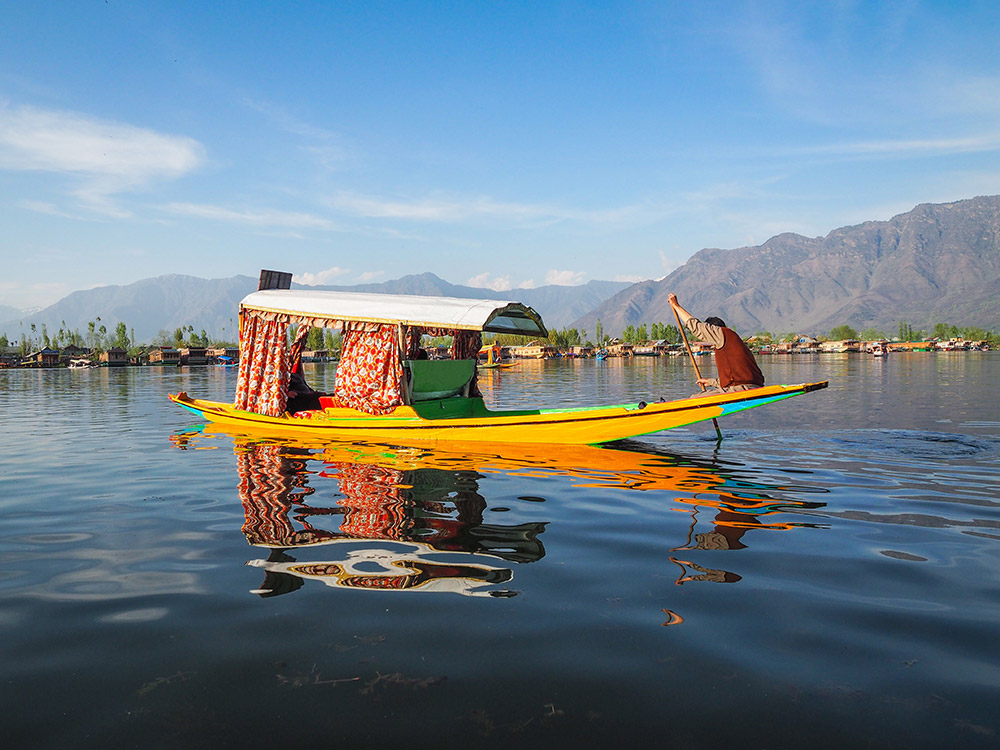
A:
[668, 294, 764, 394]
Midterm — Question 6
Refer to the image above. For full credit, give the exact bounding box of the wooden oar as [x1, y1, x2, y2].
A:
[673, 306, 723, 441]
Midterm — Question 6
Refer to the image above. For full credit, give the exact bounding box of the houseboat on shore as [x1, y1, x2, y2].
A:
[148, 347, 181, 366]
[509, 341, 558, 359]
[819, 339, 861, 353]
[99, 347, 128, 367]
[605, 342, 634, 357]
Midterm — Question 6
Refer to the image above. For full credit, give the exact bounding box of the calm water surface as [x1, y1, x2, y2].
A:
[1, 354, 998, 749]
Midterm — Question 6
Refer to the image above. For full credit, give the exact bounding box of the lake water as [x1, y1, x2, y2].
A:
[1, 354, 998, 749]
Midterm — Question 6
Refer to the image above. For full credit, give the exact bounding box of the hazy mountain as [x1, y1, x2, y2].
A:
[575, 196, 1000, 337]
[0, 304, 23, 323]
[314, 272, 630, 330]
[0, 275, 254, 344]
[1, 272, 630, 343]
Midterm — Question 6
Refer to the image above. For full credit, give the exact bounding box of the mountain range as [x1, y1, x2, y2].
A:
[4, 195, 999, 344]
[0, 273, 630, 344]
[575, 195, 1000, 336]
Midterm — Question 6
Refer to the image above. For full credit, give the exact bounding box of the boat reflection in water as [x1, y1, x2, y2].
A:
[171, 426, 827, 609]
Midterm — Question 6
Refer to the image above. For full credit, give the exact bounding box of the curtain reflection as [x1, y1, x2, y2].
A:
[234, 440, 545, 598]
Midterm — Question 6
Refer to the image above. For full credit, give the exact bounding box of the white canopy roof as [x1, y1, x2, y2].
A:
[240, 289, 547, 336]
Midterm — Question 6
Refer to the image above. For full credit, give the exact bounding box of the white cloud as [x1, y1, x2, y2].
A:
[795, 134, 1000, 159]
[358, 270, 385, 282]
[294, 266, 350, 286]
[328, 191, 647, 227]
[242, 97, 352, 169]
[0, 103, 204, 214]
[329, 191, 555, 223]
[466, 272, 513, 291]
[18, 200, 86, 220]
[163, 202, 336, 230]
[544, 269, 585, 286]
[658, 250, 684, 275]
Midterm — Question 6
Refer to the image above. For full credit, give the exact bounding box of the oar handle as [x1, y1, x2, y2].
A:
[672, 305, 723, 441]
[673, 307, 705, 388]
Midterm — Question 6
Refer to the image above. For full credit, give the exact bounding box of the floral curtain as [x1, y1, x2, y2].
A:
[404, 327, 424, 359]
[235, 313, 290, 417]
[288, 318, 327, 372]
[288, 322, 313, 374]
[332, 322, 403, 415]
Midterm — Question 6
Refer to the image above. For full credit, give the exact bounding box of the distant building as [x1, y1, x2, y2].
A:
[149, 347, 181, 365]
[208, 346, 240, 363]
[819, 339, 861, 353]
[178, 347, 208, 365]
[300, 349, 329, 362]
[510, 341, 559, 358]
[25, 348, 61, 368]
[59, 344, 92, 365]
[99, 347, 128, 367]
[604, 340, 633, 357]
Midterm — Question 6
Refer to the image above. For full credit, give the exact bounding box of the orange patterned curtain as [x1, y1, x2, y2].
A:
[235, 312, 291, 416]
[332, 322, 403, 415]
[288, 323, 313, 373]
[404, 326, 424, 359]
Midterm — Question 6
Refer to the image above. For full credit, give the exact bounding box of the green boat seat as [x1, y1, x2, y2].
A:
[405, 359, 476, 401]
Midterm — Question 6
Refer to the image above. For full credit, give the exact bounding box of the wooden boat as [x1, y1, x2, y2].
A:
[477, 343, 517, 369]
[169, 287, 828, 444]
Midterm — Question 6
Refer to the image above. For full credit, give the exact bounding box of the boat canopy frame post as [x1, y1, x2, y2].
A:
[398, 323, 411, 406]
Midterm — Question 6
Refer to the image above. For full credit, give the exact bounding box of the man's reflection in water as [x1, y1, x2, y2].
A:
[669, 507, 759, 582]
[235, 442, 545, 598]
[667, 474, 826, 585]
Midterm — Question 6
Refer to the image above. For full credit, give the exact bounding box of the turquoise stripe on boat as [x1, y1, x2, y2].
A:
[716, 391, 796, 417]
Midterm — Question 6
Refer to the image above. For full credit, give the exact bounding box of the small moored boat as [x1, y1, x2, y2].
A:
[477, 343, 517, 369]
[169, 285, 827, 444]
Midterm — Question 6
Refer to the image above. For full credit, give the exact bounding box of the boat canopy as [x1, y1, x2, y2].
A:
[239, 289, 547, 336]
[234, 288, 547, 418]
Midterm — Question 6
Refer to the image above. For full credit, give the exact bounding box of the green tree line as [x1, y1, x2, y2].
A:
[827, 321, 997, 343]
[483, 318, 683, 348]
[6, 316, 995, 357]
[1, 318, 240, 357]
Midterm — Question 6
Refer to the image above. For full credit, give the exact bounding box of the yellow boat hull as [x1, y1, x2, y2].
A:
[169, 381, 827, 445]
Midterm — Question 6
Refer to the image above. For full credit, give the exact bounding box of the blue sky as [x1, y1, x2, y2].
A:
[2, 1, 1000, 309]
